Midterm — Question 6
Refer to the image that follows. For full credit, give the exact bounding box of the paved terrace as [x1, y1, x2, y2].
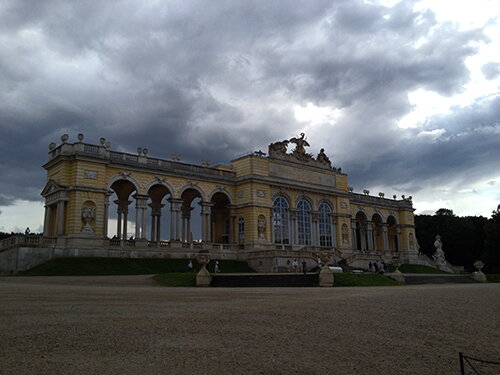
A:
[0, 276, 498, 375]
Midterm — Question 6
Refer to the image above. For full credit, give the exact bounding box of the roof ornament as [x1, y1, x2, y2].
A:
[268, 132, 336, 170]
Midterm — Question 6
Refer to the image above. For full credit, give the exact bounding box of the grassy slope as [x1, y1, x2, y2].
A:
[388, 264, 449, 274]
[486, 274, 500, 283]
[334, 273, 400, 287]
[19, 257, 254, 276]
[154, 273, 196, 286]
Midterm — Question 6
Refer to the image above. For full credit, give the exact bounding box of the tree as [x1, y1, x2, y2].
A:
[435, 208, 455, 216]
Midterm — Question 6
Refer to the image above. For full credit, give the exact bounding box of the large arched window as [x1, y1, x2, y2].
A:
[318, 202, 333, 247]
[273, 197, 290, 244]
[297, 200, 312, 245]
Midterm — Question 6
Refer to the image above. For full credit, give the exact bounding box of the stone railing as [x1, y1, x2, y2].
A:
[349, 192, 413, 209]
[49, 142, 236, 179]
[0, 235, 56, 251]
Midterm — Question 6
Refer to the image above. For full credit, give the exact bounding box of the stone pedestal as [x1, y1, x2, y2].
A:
[472, 271, 487, 283]
[196, 267, 212, 287]
[389, 270, 405, 283]
[319, 266, 334, 287]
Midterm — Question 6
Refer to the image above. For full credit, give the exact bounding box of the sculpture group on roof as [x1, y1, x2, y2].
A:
[268, 133, 334, 170]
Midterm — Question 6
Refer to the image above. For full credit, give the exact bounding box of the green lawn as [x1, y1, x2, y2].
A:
[334, 273, 401, 286]
[19, 257, 254, 276]
[486, 274, 500, 283]
[388, 264, 449, 274]
[154, 273, 196, 286]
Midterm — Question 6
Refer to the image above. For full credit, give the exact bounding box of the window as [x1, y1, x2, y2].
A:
[273, 197, 290, 244]
[297, 200, 312, 245]
[319, 203, 333, 246]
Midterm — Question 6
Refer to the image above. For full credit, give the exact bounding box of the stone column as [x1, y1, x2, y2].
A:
[56, 201, 66, 236]
[156, 215, 161, 241]
[115, 200, 131, 241]
[149, 203, 157, 242]
[133, 194, 149, 240]
[169, 199, 183, 241]
[332, 216, 337, 248]
[43, 204, 51, 237]
[351, 220, 358, 251]
[135, 205, 140, 239]
[396, 226, 401, 252]
[103, 192, 112, 238]
[313, 212, 320, 247]
[229, 206, 237, 244]
[382, 224, 389, 253]
[367, 222, 374, 252]
[290, 209, 297, 245]
[359, 226, 367, 252]
[200, 202, 213, 242]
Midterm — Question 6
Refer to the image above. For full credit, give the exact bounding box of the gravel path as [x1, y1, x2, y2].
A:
[1, 276, 499, 375]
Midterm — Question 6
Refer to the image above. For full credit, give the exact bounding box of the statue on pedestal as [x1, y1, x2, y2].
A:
[433, 235, 446, 266]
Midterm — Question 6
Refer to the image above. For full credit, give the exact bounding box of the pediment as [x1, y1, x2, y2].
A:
[41, 180, 66, 197]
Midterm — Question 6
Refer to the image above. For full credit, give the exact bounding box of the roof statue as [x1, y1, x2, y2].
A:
[289, 133, 313, 161]
[268, 133, 335, 170]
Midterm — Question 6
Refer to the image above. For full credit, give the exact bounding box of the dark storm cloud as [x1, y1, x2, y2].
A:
[0, 0, 496, 207]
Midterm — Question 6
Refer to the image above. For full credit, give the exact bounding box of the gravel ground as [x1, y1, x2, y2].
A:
[1, 276, 499, 375]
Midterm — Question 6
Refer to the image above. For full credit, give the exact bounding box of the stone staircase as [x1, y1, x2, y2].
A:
[211, 273, 319, 287]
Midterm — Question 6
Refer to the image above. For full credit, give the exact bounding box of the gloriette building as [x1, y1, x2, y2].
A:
[1, 133, 421, 273]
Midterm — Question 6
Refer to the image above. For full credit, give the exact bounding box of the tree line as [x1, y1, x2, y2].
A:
[415, 206, 500, 273]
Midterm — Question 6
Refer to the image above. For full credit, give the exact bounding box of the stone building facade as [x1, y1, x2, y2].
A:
[1, 133, 420, 273]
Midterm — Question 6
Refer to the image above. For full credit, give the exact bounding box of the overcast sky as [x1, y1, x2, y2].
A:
[0, 0, 499, 233]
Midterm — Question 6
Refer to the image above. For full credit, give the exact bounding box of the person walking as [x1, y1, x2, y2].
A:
[301, 260, 307, 274]
[187, 260, 193, 272]
[215, 261, 220, 273]
[292, 259, 299, 273]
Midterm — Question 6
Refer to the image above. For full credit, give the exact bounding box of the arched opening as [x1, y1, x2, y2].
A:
[147, 184, 172, 242]
[109, 179, 138, 241]
[297, 200, 312, 245]
[372, 213, 384, 252]
[273, 196, 290, 244]
[318, 202, 333, 247]
[387, 215, 399, 252]
[211, 192, 231, 244]
[181, 188, 203, 242]
[355, 211, 368, 252]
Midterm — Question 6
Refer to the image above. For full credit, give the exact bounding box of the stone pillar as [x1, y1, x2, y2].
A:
[351, 220, 358, 251]
[133, 194, 149, 240]
[156, 215, 161, 241]
[359, 227, 367, 252]
[382, 224, 389, 253]
[103, 192, 112, 238]
[290, 209, 297, 245]
[56, 201, 66, 236]
[311, 211, 319, 246]
[116, 211, 122, 240]
[200, 202, 213, 242]
[135, 206, 141, 239]
[332, 217, 337, 248]
[115, 200, 131, 241]
[367, 222, 374, 252]
[396, 226, 401, 252]
[43, 204, 51, 237]
[229, 206, 237, 244]
[122, 208, 128, 241]
[169, 198, 183, 241]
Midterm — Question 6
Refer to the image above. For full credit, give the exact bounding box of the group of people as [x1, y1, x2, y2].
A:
[291, 259, 308, 274]
[369, 260, 388, 274]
